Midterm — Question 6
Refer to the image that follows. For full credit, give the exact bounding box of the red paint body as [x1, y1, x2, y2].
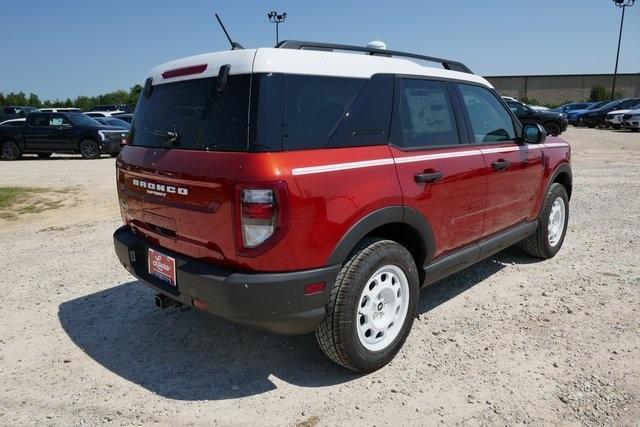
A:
[116, 136, 570, 273]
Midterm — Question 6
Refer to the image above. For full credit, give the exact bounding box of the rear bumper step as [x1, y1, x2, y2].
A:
[113, 226, 340, 335]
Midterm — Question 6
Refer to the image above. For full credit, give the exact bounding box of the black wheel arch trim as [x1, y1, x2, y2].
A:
[326, 206, 436, 267]
[548, 163, 572, 199]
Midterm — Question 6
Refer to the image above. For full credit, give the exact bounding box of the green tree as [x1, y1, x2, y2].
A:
[28, 93, 41, 108]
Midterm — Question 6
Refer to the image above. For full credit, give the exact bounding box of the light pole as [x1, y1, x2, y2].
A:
[267, 11, 287, 45]
[611, 0, 635, 100]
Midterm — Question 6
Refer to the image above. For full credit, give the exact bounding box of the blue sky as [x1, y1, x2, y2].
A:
[1, 0, 638, 100]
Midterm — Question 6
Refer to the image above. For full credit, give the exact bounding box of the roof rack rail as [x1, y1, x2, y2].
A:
[275, 40, 473, 74]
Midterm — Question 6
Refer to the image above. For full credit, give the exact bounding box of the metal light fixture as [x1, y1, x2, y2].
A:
[611, 0, 635, 100]
[267, 11, 287, 45]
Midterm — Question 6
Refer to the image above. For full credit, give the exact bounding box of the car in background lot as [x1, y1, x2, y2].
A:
[501, 96, 549, 111]
[111, 113, 133, 124]
[39, 108, 82, 113]
[1, 106, 39, 121]
[89, 104, 133, 113]
[581, 98, 640, 128]
[84, 111, 125, 118]
[605, 103, 640, 129]
[566, 101, 609, 126]
[94, 117, 131, 129]
[505, 100, 568, 135]
[621, 109, 640, 131]
[0, 112, 127, 160]
[553, 102, 594, 114]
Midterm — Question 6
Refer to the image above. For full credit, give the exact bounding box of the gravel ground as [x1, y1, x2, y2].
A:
[0, 127, 639, 425]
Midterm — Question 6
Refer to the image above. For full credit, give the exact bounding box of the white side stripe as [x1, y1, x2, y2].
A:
[543, 142, 569, 148]
[291, 145, 544, 176]
[291, 158, 395, 176]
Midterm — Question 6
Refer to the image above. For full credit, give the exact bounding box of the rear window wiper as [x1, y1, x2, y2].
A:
[152, 130, 179, 144]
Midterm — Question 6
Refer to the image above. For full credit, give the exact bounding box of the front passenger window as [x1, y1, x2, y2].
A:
[459, 84, 516, 143]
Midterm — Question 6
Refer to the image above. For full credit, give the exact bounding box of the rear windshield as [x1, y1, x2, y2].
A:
[130, 75, 250, 152]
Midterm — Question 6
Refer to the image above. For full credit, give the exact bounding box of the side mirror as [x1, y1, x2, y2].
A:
[523, 123, 546, 144]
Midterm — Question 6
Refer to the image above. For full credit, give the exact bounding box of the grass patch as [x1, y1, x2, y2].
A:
[0, 186, 67, 220]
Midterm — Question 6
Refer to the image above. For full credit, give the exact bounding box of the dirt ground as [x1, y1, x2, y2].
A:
[1, 127, 639, 425]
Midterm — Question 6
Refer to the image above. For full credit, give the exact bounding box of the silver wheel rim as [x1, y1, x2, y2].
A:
[356, 265, 409, 352]
[548, 197, 566, 247]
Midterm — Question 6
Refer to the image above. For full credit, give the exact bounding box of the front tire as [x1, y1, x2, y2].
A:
[315, 238, 419, 372]
[522, 183, 569, 259]
[1, 140, 22, 160]
[79, 140, 101, 159]
[544, 122, 561, 136]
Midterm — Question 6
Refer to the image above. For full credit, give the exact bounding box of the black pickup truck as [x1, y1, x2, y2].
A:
[505, 101, 568, 136]
[0, 112, 127, 160]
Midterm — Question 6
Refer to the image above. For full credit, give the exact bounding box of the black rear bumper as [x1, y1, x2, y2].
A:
[113, 226, 339, 335]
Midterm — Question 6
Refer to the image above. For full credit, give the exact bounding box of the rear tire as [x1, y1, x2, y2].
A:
[79, 140, 100, 159]
[1, 140, 22, 160]
[522, 183, 569, 259]
[37, 153, 53, 159]
[315, 238, 419, 372]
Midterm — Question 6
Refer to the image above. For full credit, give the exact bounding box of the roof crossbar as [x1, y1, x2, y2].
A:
[275, 40, 473, 74]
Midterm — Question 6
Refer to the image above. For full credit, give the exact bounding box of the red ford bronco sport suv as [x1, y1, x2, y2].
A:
[113, 41, 572, 372]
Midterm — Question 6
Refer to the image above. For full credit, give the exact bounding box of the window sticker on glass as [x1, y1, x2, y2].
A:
[50, 118, 64, 126]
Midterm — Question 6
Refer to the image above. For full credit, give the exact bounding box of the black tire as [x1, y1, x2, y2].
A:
[37, 153, 53, 159]
[315, 238, 419, 372]
[613, 124, 621, 130]
[522, 183, 569, 259]
[1, 140, 22, 161]
[79, 140, 101, 159]
[544, 122, 561, 136]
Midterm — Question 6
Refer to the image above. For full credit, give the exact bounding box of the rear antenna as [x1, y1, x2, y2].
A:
[214, 13, 244, 50]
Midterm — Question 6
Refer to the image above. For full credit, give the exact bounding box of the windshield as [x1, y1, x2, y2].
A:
[130, 75, 250, 151]
[68, 113, 101, 126]
[595, 101, 620, 110]
[106, 118, 130, 128]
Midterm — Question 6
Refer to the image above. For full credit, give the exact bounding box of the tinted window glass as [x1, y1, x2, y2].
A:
[27, 114, 50, 126]
[250, 73, 284, 152]
[459, 84, 516, 143]
[282, 75, 366, 150]
[328, 74, 394, 148]
[130, 75, 250, 151]
[392, 79, 459, 148]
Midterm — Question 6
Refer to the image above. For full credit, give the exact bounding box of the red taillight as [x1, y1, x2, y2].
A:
[240, 189, 276, 248]
[304, 282, 326, 295]
[192, 298, 209, 311]
[121, 135, 129, 145]
[162, 64, 208, 79]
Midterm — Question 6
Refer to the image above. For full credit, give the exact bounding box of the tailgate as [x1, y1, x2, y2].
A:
[117, 147, 246, 266]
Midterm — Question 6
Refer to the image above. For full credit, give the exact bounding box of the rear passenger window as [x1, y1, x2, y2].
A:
[282, 75, 366, 150]
[392, 79, 459, 149]
[458, 84, 516, 143]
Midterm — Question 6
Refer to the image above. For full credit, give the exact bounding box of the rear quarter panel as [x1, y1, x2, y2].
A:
[536, 136, 571, 215]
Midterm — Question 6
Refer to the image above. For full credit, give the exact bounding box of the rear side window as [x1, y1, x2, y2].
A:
[458, 84, 516, 143]
[27, 114, 50, 126]
[391, 79, 459, 149]
[130, 75, 250, 151]
[282, 75, 366, 150]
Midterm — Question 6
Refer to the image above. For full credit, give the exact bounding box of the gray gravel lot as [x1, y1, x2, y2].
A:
[0, 127, 639, 425]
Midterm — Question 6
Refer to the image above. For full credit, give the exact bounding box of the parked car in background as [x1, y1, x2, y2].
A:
[553, 102, 594, 114]
[621, 109, 640, 131]
[505, 100, 568, 136]
[581, 98, 640, 128]
[84, 111, 125, 118]
[501, 96, 549, 112]
[0, 112, 127, 160]
[605, 103, 640, 129]
[94, 117, 131, 129]
[111, 113, 133, 124]
[0, 118, 26, 127]
[566, 101, 609, 126]
[89, 104, 133, 113]
[39, 108, 82, 113]
[1, 106, 39, 121]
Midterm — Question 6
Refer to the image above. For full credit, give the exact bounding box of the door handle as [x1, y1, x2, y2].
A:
[491, 159, 511, 171]
[414, 170, 443, 184]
